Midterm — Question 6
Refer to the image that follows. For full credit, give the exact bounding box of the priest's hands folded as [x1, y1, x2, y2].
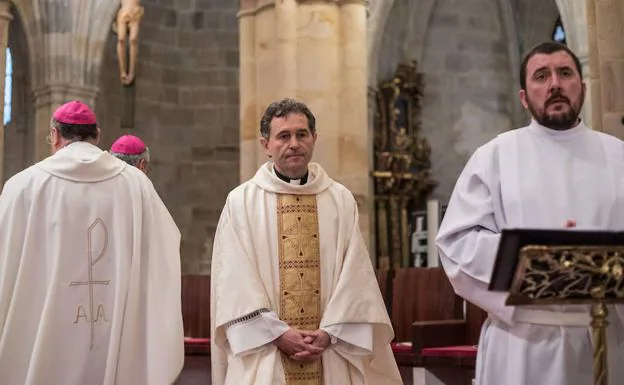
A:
[274, 328, 331, 362]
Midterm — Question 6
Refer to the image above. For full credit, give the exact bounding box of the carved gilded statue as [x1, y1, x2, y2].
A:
[116, 0, 144, 85]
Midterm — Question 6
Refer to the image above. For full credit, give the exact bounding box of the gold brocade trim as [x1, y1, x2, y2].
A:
[277, 194, 322, 385]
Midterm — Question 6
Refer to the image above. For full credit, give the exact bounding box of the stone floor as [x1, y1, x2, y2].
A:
[175, 356, 211, 385]
[175, 356, 415, 384]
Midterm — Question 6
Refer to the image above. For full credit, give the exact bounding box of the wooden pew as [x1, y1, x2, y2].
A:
[181, 275, 211, 355]
[392, 267, 463, 343]
[386, 267, 488, 384]
[178, 269, 487, 384]
[412, 300, 487, 384]
[389, 267, 463, 367]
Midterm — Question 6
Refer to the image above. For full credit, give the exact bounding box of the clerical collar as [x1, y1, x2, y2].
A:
[528, 119, 588, 141]
[274, 167, 308, 185]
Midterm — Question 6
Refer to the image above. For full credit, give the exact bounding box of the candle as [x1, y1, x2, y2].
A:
[427, 199, 439, 267]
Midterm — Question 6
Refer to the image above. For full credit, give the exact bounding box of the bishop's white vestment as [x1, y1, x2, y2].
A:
[210, 162, 402, 385]
[0, 142, 184, 385]
[437, 121, 624, 385]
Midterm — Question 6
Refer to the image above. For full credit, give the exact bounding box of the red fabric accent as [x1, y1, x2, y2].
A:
[390, 342, 413, 353]
[184, 337, 210, 345]
[52, 101, 97, 125]
[421, 345, 477, 358]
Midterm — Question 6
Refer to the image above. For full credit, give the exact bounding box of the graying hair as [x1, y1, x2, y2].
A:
[111, 147, 150, 167]
[50, 118, 98, 141]
[259, 98, 316, 139]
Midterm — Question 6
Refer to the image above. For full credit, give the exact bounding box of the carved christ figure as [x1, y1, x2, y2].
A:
[116, 0, 144, 85]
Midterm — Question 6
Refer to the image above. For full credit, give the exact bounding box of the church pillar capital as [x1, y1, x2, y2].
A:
[32, 83, 99, 109]
[238, 0, 275, 17]
[238, 0, 367, 17]
[31, 83, 100, 161]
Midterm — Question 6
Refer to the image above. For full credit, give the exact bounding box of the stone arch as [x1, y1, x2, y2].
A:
[9, 0, 41, 87]
[74, 0, 121, 87]
[553, 0, 591, 121]
[4, 2, 35, 179]
[10, 0, 119, 89]
[366, 0, 395, 86]
[516, 0, 561, 53]
[399, 0, 438, 67]
[370, 0, 438, 85]
[554, 0, 588, 60]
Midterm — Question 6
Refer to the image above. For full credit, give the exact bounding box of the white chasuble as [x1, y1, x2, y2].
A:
[211, 162, 403, 385]
[437, 121, 624, 385]
[0, 142, 184, 385]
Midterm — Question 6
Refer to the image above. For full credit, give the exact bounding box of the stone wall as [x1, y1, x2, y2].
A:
[96, 0, 240, 274]
[376, 0, 564, 203]
[419, 0, 515, 201]
[378, 0, 515, 202]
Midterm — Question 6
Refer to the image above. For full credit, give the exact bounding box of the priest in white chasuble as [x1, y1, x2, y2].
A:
[437, 41, 624, 385]
[0, 101, 184, 385]
[211, 98, 402, 385]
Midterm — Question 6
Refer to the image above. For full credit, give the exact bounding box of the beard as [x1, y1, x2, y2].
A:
[527, 89, 584, 130]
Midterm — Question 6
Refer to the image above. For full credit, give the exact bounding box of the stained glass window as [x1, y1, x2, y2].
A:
[4, 47, 12, 125]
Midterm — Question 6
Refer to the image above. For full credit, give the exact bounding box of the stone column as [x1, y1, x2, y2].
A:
[32, 84, 99, 161]
[0, 0, 12, 185]
[238, 0, 259, 182]
[297, 1, 341, 178]
[586, 0, 602, 131]
[276, 0, 298, 98]
[566, 1, 592, 124]
[253, 1, 278, 169]
[592, 0, 624, 139]
[237, 0, 371, 243]
[338, 0, 370, 244]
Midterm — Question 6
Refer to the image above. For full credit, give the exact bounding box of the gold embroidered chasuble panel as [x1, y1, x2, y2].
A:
[277, 194, 323, 385]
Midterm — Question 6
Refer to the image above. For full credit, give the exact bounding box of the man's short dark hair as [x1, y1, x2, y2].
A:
[51, 118, 98, 141]
[519, 41, 583, 90]
[260, 98, 316, 139]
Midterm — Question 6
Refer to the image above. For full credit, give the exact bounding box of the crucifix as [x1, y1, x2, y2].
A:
[114, 0, 144, 129]
[69, 218, 111, 351]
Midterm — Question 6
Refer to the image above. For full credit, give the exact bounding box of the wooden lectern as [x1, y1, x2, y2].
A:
[489, 229, 624, 385]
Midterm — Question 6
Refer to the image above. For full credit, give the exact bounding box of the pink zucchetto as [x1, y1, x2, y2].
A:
[110, 134, 147, 155]
[52, 100, 97, 125]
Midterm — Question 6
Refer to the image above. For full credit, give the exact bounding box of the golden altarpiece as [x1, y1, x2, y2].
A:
[372, 62, 436, 270]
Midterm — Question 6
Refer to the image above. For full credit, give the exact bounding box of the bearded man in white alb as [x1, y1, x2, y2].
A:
[437, 41, 624, 385]
[0, 101, 184, 385]
[210, 98, 403, 385]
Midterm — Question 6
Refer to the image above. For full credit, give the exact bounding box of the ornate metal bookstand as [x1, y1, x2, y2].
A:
[507, 244, 624, 385]
[371, 61, 436, 269]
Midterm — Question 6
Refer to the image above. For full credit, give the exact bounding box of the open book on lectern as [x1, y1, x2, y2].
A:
[488, 228, 624, 292]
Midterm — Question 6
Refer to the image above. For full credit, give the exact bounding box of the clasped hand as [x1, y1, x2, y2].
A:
[274, 328, 331, 363]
